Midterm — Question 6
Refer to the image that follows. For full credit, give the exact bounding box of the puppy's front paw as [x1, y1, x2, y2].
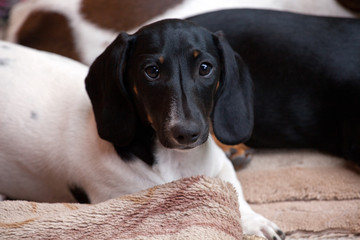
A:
[242, 212, 285, 240]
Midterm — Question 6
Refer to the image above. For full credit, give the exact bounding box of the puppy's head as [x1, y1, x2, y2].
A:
[85, 19, 253, 150]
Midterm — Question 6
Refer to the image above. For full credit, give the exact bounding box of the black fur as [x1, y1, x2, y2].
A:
[114, 125, 156, 166]
[212, 31, 253, 145]
[85, 19, 253, 164]
[85, 33, 156, 165]
[188, 9, 360, 162]
[86, 33, 137, 147]
[69, 185, 90, 204]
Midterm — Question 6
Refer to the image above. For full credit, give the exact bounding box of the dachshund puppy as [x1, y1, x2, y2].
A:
[0, 18, 284, 239]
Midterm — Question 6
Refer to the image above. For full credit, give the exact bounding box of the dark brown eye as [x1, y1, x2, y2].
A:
[145, 65, 160, 79]
[199, 62, 213, 76]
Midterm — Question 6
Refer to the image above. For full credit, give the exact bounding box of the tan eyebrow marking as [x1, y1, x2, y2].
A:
[159, 56, 164, 64]
[133, 85, 138, 95]
[193, 50, 200, 58]
[147, 114, 154, 125]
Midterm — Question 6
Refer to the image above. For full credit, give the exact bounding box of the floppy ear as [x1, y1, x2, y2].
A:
[211, 31, 254, 145]
[85, 32, 136, 146]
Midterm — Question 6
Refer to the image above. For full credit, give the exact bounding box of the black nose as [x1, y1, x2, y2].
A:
[171, 122, 201, 146]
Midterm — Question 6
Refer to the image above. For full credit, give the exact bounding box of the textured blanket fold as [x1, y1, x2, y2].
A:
[2, 150, 360, 239]
[0, 176, 243, 240]
[238, 150, 360, 239]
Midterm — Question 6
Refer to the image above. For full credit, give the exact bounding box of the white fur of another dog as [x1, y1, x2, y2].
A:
[5, 0, 356, 65]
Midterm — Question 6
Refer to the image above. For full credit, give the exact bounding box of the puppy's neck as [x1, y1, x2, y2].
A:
[153, 135, 219, 180]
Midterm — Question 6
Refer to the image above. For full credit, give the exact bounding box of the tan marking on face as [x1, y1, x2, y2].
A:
[159, 56, 165, 64]
[216, 80, 220, 91]
[133, 85, 139, 95]
[147, 114, 154, 125]
[193, 50, 200, 58]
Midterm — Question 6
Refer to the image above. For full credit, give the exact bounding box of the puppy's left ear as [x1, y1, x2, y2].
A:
[211, 31, 254, 145]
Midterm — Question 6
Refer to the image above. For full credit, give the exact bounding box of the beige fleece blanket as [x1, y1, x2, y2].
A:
[0, 176, 244, 240]
[238, 150, 360, 239]
[1, 151, 360, 239]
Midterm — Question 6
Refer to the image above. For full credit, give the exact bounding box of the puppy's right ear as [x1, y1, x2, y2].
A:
[85, 32, 136, 146]
[211, 31, 254, 145]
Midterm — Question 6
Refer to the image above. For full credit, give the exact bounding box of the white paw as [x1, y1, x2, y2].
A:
[242, 211, 285, 240]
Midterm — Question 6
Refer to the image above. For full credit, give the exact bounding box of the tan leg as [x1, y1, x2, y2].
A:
[212, 134, 253, 169]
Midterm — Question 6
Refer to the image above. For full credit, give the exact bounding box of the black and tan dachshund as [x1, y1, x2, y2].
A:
[0, 18, 286, 239]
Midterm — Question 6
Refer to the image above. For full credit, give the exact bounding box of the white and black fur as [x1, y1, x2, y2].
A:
[0, 19, 284, 240]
